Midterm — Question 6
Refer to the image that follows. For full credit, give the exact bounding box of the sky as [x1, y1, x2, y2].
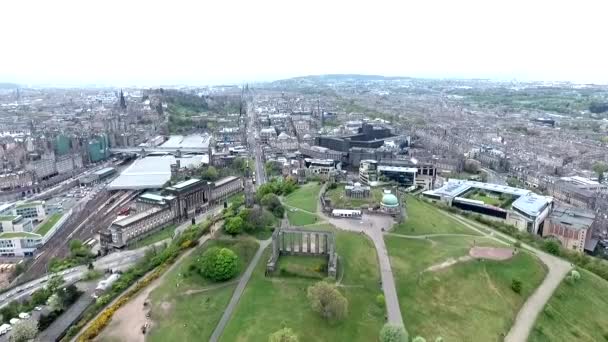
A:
[0, 0, 606, 86]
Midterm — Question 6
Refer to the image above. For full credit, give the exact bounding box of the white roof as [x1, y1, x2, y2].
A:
[512, 194, 552, 216]
[377, 165, 417, 173]
[107, 155, 205, 190]
[424, 180, 530, 198]
[332, 209, 361, 214]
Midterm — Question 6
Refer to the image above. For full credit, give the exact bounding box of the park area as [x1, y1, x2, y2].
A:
[530, 269, 608, 341]
[464, 189, 516, 209]
[324, 185, 384, 208]
[386, 225, 546, 340]
[283, 182, 322, 213]
[393, 196, 481, 235]
[102, 237, 259, 342]
[220, 224, 386, 341]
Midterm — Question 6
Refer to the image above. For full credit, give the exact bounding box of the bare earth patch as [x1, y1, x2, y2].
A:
[469, 246, 516, 261]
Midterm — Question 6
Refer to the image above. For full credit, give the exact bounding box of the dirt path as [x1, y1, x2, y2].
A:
[425, 256, 472, 272]
[438, 211, 572, 342]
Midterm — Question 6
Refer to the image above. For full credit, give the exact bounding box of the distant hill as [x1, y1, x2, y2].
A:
[0, 82, 19, 89]
[278, 74, 409, 83]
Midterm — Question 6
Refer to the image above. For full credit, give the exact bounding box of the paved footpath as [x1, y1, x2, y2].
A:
[209, 238, 272, 342]
[442, 211, 572, 342]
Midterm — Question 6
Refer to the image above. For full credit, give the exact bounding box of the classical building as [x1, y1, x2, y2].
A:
[380, 191, 400, 215]
[165, 178, 211, 220]
[345, 183, 370, 198]
[210, 176, 243, 204]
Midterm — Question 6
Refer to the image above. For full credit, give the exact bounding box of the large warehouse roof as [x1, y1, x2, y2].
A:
[160, 134, 211, 150]
[107, 155, 205, 190]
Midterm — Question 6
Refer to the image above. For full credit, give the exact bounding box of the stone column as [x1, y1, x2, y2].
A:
[307, 233, 311, 253]
[315, 233, 319, 254]
[290, 232, 295, 253]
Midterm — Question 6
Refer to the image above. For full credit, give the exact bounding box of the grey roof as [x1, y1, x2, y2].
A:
[378, 165, 417, 173]
[160, 134, 211, 149]
[107, 155, 205, 190]
[113, 207, 162, 228]
[170, 178, 202, 190]
[512, 194, 552, 217]
[214, 176, 239, 187]
[548, 206, 595, 230]
[94, 167, 115, 176]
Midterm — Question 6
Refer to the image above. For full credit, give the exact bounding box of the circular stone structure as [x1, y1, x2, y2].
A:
[469, 246, 516, 261]
[380, 191, 400, 214]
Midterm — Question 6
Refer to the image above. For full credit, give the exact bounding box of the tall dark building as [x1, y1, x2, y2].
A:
[119, 90, 127, 110]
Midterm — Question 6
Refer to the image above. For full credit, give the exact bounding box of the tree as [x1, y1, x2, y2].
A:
[200, 247, 239, 281]
[68, 239, 84, 253]
[46, 274, 65, 293]
[201, 166, 219, 181]
[511, 279, 522, 294]
[225, 216, 245, 235]
[30, 288, 51, 306]
[379, 324, 408, 342]
[268, 327, 299, 342]
[10, 319, 38, 342]
[47, 293, 64, 312]
[261, 194, 285, 218]
[567, 269, 581, 284]
[592, 162, 608, 184]
[412, 337, 427, 342]
[543, 240, 560, 256]
[306, 281, 348, 321]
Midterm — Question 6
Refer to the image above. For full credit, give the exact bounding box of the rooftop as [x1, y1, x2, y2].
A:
[113, 207, 162, 228]
[0, 231, 41, 239]
[424, 180, 530, 199]
[94, 167, 116, 176]
[512, 193, 552, 216]
[138, 193, 168, 203]
[214, 176, 239, 187]
[549, 206, 595, 230]
[160, 134, 211, 150]
[168, 178, 204, 191]
[107, 155, 205, 190]
[0, 215, 18, 222]
[377, 165, 418, 173]
[15, 201, 44, 208]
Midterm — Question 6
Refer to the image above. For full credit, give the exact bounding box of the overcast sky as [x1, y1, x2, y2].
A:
[0, 0, 606, 86]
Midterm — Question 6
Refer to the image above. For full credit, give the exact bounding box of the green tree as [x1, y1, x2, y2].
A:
[47, 293, 64, 312]
[268, 327, 299, 342]
[306, 281, 348, 321]
[592, 162, 608, 184]
[261, 194, 285, 218]
[30, 288, 51, 306]
[200, 247, 239, 281]
[412, 337, 427, 342]
[10, 319, 38, 342]
[225, 216, 245, 235]
[543, 240, 561, 256]
[46, 274, 65, 293]
[68, 239, 84, 253]
[379, 324, 408, 342]
[201, 166, 219, 181]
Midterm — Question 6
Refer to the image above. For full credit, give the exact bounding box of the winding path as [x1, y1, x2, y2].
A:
[209, 238, 272, 342]
[439, 211, 572, 342]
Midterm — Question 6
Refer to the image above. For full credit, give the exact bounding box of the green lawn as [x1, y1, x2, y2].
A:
[286, 209, 319, 226]
[530, 269, 608, 342]
[278, 255, 328, 279]
[35, 213, 63, 236]
[385, 235, 546, 341]
[147, 237, 259, 342]
[284, 182, 322, 213]
[325, 186, 384, 209]
[221, 227, 385, 342]
[393, 196, 481, 235]
[127, 224, 177, 250]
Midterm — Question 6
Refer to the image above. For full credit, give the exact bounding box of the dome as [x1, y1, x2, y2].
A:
[381, 193, 399, 207]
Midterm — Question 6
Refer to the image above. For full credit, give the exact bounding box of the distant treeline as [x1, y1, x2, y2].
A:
[589, 102, 608, 114]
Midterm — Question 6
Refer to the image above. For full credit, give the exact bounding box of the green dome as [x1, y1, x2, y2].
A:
[381, 193, 399, 206]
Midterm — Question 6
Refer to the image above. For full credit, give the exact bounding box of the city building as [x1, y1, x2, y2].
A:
[423, 180, 553, 234]
[377, 165, 417, 187]
[0, 215, 34, 233]
[108, 206, 174, 248]
[165, 179, 211, 220]
[304, 158, 338, 179]
[210, 176, 243, 204]
[359, 160, 379, 186]
[0, 232, 42, 257]
[543, 206, 597, 253]
[14, 201, 46, 222]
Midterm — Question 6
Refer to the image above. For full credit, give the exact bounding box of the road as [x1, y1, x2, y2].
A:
[246, 99, 266, 186]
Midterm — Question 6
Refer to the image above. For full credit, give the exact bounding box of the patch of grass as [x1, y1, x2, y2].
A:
[147, 237, 259, 342]
[284, 183, 322, 213]
[325, 186, 384, 209]
[35, 213, 63, 236]
[386, 235, 546, 341]
[530, 269, 608, 342]
[278, 255, 328, 279]
[286, 209, 319, 226]
[394, 196, 481, 235]
[221, 227, 385, 342]
[128, 225, 177, 250]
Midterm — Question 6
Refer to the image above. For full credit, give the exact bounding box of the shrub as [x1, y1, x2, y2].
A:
[511, 279, 522, 294]
[200, 247, 239, 281]
[376, 294, 386, 308]
[268, 327, 299, 342]
[513, 241, 521, 248]
[412, 337, 427, 342]
[306, 281, 348, 321]
[225, 216, 245, 235]
[566, 269, 581, 284]
[379, 323, 408, 342]
[543, 240, 561, 256]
